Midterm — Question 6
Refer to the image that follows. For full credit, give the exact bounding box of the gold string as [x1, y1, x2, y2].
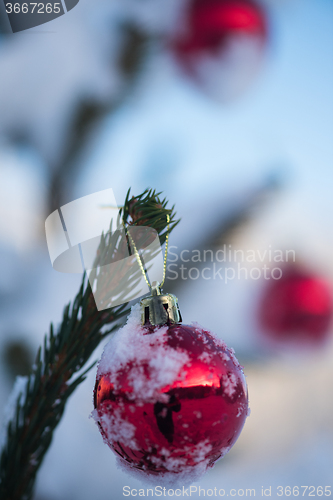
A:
[125, 214, 170, 290]
[161, 214, 170, 287]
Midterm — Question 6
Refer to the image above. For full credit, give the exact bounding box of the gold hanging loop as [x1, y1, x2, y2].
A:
[125, 214, 170, 291]
[123, 214, 182, 326]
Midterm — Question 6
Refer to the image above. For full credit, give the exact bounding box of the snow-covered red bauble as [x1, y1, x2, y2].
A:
[171, 0, 268, 101]
[259, 265, 333, 346]
[93, 292, 248, 483]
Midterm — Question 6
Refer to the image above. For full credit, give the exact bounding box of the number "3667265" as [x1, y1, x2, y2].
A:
[5, 3, 61, 14]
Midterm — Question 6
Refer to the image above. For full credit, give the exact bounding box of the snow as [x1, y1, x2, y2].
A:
[0, 0, 333, 498]
[93, 305, 235, 486]
[95, 407, 139, 451]
[0, 375, 28, 451]
[222, 372, 238, 398]
[115, 445, 212, 489]
[180, 33, 266, 103]
[97, 304, 190, 402]
[0, 0, 126, 168]
[0, 144, 47, 253]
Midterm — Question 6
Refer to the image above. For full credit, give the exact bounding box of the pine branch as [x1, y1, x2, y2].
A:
[0, 188, 180, 500]
[48, 23, 149, 213]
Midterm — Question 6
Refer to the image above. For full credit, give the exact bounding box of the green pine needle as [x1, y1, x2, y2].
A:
[0, 188, 180, 500]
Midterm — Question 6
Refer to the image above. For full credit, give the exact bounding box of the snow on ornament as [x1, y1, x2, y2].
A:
[93, 284, 248, 484]
[258, 265, 333, 347]
[171, 0, 268, 101]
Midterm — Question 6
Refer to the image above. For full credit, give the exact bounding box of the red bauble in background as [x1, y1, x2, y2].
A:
[171, 0, 268, 101]
[93, 300, 248, 483]
[259, 265, 333, 346]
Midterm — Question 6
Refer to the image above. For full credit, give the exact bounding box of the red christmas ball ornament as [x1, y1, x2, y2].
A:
[171, 0, 268, 101]
[93, 286, 248, 483]
[259, 265, 333, 346]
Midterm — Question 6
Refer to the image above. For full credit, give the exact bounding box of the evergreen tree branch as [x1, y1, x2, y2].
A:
[0, 188, 179, 500]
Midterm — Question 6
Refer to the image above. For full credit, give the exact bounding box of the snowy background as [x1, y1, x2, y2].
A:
[0, 0, 333, 498]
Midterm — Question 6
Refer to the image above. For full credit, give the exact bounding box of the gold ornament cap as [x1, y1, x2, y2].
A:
[140, 281, 182, 326]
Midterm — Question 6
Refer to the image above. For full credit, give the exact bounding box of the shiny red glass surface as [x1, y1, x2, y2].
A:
[94, 324, 248, 475]
[259, 267, 333, 344]
[174, 0, 267, 55]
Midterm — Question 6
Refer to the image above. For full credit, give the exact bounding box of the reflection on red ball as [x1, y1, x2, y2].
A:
[175, 0, 267, 54]
[94, 322, 248, 480]
[171, 0, 268, 100]
[259, 266, 333, 345]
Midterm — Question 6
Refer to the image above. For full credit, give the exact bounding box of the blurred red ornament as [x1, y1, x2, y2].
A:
[259, 266, 333, 345]
[172, 0, 268, 101]
[93, 295, 248, 481]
